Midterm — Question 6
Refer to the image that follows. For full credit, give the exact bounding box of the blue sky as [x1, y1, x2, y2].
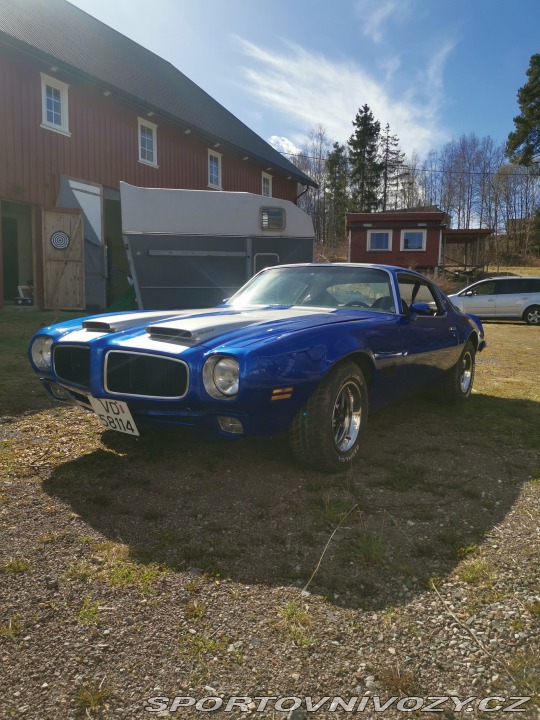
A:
[68, 0, 539, 159]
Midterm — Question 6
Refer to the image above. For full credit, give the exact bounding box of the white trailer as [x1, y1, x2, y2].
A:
[120, 182, 314, 309]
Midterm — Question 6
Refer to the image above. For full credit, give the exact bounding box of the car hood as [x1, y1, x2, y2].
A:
[55, 306, 384, 353]
[144, 306, 357, 346]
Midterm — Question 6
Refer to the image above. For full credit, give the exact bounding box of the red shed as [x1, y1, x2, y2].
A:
[347, 210, 447, 270]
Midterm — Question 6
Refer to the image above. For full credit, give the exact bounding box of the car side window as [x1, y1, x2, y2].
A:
[397, 275, 444, 316]
[496, 279, 525, 294]
[522, 279, 540, 293]
[466, 281, 496, 296]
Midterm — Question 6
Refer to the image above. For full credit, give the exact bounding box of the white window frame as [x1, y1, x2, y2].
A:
[262, 172, 272, 197]
[40, 73, 70, 136]
[367, 229, 392, 252]
[208, 150, 222, 189]
[138, 117, 158, 168]
[400, 229, 426, 251]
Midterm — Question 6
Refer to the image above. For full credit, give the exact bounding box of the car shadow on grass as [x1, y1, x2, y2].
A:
[42, 393, 540, 611]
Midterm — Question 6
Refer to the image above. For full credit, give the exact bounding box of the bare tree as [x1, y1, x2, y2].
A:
[294, 125, 332, 244]
[494, 163, 540, 260]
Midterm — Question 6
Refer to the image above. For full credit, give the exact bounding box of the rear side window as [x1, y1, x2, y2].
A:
[496, 279, 526, 294]
[522, 278, 540, 293]
[494, 278, 540, 294]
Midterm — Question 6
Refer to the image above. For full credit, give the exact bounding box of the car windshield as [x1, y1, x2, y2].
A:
[227, 266, 396, 312]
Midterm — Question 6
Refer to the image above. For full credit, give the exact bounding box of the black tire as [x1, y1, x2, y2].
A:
[434, 340, 476, 403]
[523, 305, 540, 326]
[289, 361, 368, 473]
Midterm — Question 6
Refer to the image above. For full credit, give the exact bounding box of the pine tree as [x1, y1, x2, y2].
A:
[325, 142, 350, 250]
[507, 54, 540, 165]
[348, 105, 383, 212]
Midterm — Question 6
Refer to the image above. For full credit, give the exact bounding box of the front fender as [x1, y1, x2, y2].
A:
[466, 313, 487, 352]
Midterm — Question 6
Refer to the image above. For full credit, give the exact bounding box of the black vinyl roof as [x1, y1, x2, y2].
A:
[0, 0, 315, 187]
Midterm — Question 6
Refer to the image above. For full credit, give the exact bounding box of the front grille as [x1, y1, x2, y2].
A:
[53, 345, 91, 388]
[105, 351, 188, 398]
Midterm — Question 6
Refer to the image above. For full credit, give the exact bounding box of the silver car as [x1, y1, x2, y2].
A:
[448, 276, 540, 325]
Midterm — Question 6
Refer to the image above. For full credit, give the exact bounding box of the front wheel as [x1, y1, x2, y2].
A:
[523, 305, 540, 325]
[289, 361, 368, 473]
[434, 340, 476, 403]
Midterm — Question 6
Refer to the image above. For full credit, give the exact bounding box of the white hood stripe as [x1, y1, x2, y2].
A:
[146, 307, 335, 345]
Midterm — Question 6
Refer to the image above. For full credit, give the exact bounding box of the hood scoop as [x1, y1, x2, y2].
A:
[82, 311, 181, 334]
[83, 320, 117, 333]
[147, 316, 261, 345]
[146, 327, 194, 340]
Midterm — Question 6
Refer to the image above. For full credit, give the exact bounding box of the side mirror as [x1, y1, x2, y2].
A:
[410, 302, 433, 320]
[465, 290, 474, 296]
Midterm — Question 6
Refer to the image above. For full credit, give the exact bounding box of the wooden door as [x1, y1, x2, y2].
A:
[42, 209, 84, 309]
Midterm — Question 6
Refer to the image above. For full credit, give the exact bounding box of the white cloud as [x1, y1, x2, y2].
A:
[268, 136, 302, 156]
[235, 36, 450, 158]
[354, 0, 401, 43]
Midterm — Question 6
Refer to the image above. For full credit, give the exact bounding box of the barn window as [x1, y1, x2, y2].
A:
[262, 172, 272, 197]
[401, 229, 426, 251]
[208, 150, 222, 189]
[40, 73, 70, 136]
[367, 230, 391, 251]
[138, 118, 158, 167]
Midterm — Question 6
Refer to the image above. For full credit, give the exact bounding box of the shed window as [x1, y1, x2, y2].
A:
[40, 73, 70, 136]
[367, 230, 391, 251]
[401, 230, 426, 251]
[138, 118, 158, 167]
[208, 150, 222, 189]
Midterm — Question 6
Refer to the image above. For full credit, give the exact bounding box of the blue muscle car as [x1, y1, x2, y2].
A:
[29, 264, 486, 472]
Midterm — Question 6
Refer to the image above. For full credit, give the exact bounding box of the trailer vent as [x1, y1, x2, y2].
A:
[261, 207, 285, 231]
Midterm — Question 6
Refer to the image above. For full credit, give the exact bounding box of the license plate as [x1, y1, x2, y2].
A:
[89, 397, 140, 436]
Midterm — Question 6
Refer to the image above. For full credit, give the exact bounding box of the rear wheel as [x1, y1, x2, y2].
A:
[434, 340, 476, 403]
[289, 361, 368, 473]
[523, 305, 540, 325]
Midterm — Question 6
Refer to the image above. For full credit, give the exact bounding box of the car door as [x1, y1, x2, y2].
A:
[494, 278, 528, 318]
[397, 274, 460, 390]
[458, 280, 497, 317]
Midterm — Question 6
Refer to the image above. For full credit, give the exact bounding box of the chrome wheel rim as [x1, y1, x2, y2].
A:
[332, 381, 362, 452]
[460, 352, 473, 393]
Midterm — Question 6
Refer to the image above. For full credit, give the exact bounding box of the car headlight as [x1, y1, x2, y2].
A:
[30, 336, 54, 370]
[203, 356, 240, 398]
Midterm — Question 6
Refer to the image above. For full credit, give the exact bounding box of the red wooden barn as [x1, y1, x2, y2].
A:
[0, 0, 315, 310]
